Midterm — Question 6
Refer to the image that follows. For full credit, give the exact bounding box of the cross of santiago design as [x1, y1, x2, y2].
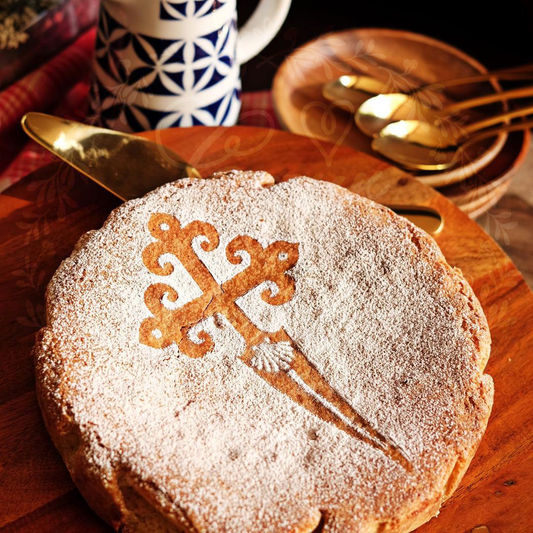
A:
[140, 213, 409, 469]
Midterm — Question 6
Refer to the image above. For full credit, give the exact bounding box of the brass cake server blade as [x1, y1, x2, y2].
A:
[21, 113, 201, 201]
[22, 112, 443, 235]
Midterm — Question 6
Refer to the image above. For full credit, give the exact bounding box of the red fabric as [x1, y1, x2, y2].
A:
[240, 91, 280, 129]
[0, 28, 95, 133]
[0, 26, 280, 193]
[0, 80, 91, 191]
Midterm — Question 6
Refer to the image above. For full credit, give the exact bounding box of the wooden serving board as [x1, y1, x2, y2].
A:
[0, 126, 532, 533]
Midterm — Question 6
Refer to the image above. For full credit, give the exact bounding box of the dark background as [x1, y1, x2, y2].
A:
[238, 0, 533, 91]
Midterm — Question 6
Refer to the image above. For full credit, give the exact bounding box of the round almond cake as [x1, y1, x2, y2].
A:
[34, 170, 493, 533]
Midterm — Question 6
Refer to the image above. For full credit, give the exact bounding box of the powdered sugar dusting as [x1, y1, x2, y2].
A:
[36, 171, 492, 532]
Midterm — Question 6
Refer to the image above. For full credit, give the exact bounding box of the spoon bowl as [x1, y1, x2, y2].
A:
[322, 66, 533, 115]
[356, 85, 533, 138]
[355, 93, 439, 137]
[373, 119, 533, 171]
[322, 75, 389, 112]
[372, 121, 459, 171]
[324, 66, 533, 135]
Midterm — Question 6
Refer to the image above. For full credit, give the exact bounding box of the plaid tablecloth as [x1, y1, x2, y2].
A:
[0, 27, 280, 194]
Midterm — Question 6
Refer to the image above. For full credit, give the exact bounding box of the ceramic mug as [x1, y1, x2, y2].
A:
[90, 0, 291, 132]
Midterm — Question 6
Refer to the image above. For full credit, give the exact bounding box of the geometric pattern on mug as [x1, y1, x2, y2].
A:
[92, 2, 241, 129]
[91, 78, 240, 130]
[95, 5, 236, 95]
[155, 86, 241, 127]
[160, 0, 228, 20]
[132, 19, 236, 95]
[94, 5, 132, 85]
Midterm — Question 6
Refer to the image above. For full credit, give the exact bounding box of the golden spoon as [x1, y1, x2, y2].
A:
[21, 112, 444, 235]
[356, 84, 533, 137]
[322, 64, 533, 113]
[376, 103, 533, 150]
[372, 118, 533, 171]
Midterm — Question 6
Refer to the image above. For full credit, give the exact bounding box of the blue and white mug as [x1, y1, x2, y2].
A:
[90, 0, 291, 132]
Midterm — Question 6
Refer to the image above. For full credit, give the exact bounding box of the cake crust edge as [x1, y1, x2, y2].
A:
[34, 172, 494, 533]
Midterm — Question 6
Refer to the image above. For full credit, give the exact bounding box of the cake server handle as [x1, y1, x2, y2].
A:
[21, 112, 444, 235]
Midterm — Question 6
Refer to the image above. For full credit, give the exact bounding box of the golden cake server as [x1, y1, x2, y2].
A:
[21, 112, 443, 235]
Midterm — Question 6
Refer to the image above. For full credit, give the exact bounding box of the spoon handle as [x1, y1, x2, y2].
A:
[461, 119, 533, 149]
[421, 64, 533, 92]
[463, 103, 533, 135]
[441, 84, 533, 114]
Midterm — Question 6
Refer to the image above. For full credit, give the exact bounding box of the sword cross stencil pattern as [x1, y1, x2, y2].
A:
[140, 213, 410, 469]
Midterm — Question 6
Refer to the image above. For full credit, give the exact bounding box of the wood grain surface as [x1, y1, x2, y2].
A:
[0, 126, 532, 533]
[272, 28, 530, 212]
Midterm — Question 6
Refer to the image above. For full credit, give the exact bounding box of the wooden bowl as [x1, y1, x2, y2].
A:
[272, 27, 529, 214]
[439, 130, 530, 217]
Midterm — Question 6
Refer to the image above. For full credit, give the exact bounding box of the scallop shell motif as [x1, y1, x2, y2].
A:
[250, 339, 294, 372]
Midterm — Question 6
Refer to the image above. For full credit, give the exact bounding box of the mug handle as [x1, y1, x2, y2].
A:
[236, 0, 292, 65]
